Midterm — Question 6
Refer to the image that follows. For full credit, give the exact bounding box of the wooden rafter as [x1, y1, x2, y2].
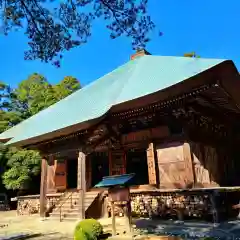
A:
[198, 93, 240, 121]
[187, 101, 237, 129]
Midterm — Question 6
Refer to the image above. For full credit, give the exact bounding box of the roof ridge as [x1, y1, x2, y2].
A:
[143, 55, 227, 61]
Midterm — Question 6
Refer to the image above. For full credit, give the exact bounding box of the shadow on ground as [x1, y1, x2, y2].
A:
[133, 219, 240, 239]
[0, 232, 73, 240]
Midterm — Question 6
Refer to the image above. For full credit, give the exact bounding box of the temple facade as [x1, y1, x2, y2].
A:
[2, 50, 240, 221]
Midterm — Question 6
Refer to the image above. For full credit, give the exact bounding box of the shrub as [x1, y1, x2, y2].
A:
[74, 219, 103, 240]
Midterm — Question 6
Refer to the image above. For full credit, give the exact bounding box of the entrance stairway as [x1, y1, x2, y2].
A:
[49, 190, 102, 221]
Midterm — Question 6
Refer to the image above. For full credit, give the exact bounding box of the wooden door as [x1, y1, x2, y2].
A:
[54, 159, 67, 191]
[110, 151, 126, 176]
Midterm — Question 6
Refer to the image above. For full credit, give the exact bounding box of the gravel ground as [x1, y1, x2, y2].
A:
[0, 211, 76, 239]
[2, 211, 240, 240]
[0, 211, 129, 239]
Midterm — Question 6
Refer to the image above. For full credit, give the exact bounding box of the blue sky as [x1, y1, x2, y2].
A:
[0, 0, 240, 88]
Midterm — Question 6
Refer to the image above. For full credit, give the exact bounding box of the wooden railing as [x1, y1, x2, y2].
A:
[59, 191, 74, 222]
[45, 191, 69, 215]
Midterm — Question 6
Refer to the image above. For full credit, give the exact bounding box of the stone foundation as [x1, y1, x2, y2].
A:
[106, 189, 239, 221]
[15, 189, 238, 220]
[106, 192, 212, 219]
[16, 194, 61, 215]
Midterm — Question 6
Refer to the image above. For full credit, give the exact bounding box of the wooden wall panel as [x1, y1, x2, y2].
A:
[156, 142, 190, 189]
[183, 143, 195, 187]
[190, 142, 219, 187]
[146, 143, 157, 184]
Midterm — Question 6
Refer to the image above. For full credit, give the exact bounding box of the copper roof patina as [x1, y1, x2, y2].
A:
[94, 173, 135, 188]
[0, 55, 229, 146]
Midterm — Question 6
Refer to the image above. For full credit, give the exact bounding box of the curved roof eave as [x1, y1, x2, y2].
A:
[1, 55, 230, 147]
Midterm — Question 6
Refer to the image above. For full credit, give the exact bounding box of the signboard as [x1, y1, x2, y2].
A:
[108, 186, 130, 202]
[121, 126, 169, 145]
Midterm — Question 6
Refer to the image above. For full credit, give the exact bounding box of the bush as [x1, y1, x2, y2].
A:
[74, 219, 103, 240]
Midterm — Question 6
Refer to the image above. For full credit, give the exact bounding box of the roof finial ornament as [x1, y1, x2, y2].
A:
[130, 49, 151, 60]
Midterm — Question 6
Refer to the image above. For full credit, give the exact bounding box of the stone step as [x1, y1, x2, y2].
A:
[56, 196, 98, 205]
[57, 200, 94, 208]
[49, 214, 78, 222]
[49, 191, 101, 221]
[50, 211, 79, 220]
[52, 204, 91, 214]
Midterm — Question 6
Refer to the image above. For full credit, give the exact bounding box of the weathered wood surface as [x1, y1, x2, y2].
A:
[86, 155, 92, 190]
[183, 142, 195, 186]
[156, 142, 189, 189]
[190, 142, 220, 187]
[78, 150, 86, 219]
[146, 143, 157, 184]
[54, 159, 67, 191]
[40, 158, 47, 217]
[46, 156, 56, 193]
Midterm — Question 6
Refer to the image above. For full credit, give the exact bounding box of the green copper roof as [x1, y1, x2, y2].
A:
[0, 55, 225, 146]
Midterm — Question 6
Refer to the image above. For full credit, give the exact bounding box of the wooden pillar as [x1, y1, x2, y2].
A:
[123, 201, 132, 234]
[146, 143, 157, 185]
[111, 201, 116, 236]
[109, 149, 112, 176]
[209, 191, 220, 224]
[78, 150, 86, 219]
[46, 155, 57, 194]
[183, 142, 195, 187]
[40, 158, 48, 218]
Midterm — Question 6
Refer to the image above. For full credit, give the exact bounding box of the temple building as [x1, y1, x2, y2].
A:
[1, 50, 240, 221]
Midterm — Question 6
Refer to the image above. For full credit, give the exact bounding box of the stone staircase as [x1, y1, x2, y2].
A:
[49, 190, 101, 221]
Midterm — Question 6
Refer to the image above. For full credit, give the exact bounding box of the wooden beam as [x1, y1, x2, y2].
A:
[198, 94, 240, 123]
[188, 102, 235, 128]
[40, 158, 48, 218]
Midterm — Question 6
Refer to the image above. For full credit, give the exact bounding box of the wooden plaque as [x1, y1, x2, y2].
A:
[108, 187, 130, 202]
[146, 143, 157, 184]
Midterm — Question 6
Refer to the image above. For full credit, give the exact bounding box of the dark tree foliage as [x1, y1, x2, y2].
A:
[0, 0, 158, 66]
[0, 74, 81, 191]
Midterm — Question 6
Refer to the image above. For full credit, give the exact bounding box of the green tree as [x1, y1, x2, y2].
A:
[0, 0, 157, 66]
[54, 76, 80, 101]
[0, 81, 11, 110]
[14, 73, 56, 117]
[0, 82, 21, 132]
[0, 143, 9, 192]
[1, 74, 81, 191]
[2, 148, 41, 190]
